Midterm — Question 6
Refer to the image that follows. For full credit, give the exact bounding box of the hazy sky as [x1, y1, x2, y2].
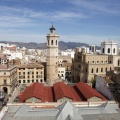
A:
[0, 0, 120, 46]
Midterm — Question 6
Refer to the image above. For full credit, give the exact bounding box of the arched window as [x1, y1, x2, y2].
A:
[113, 48, 115, 53]
[96, 68, 98, 73]
[101, 68, 103, 72]
[102, 48, 104, 53]
[48, 40, 49, 45]
[106, 67, 107, 72]
[91, 68, 94, 73]
[56, 40, 57, 45]
[110, 67, 112, 71]
[51, 40, 53, 45]
[108, 48, 110, 53]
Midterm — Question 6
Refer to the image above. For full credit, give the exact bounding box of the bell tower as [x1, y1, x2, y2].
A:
[46, 25, 59, 83]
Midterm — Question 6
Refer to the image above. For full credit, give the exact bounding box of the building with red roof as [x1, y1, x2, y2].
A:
[53, 82, 73, 102]
[76, 82, 107, 101]
[19, 82, 107, 103]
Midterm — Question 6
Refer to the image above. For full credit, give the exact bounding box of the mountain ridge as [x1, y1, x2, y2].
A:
[0, 41, 100, 50]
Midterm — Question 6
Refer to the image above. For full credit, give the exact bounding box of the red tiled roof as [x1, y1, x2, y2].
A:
[42, 87, 54, 102]
[19, 82, 107, 103]
[53, 82, 73, 100]
[19, 82, 44, 102]
[76, 82, 107, 101]
[69, 86, 83, 102]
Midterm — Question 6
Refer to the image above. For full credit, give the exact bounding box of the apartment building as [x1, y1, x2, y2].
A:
[17, 63, 44, 85]
[0, 65, 17, 94]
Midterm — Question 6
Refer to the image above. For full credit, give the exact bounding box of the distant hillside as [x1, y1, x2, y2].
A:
[0, 41, 100, 50]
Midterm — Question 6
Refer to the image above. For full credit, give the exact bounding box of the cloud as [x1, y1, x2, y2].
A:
[51, 11, 86, 21]
[69, 0, 120, 16]
[0, 5, 87, 28]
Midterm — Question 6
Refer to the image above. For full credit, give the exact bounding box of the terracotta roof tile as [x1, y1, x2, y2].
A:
[53, 82, 73, 100]
[19, 82, 107, 103]
[19, 82, 44, 102]
[69, 86, 84, 101]
[42, 87, 54, 102]
[76, 82, 107, 101]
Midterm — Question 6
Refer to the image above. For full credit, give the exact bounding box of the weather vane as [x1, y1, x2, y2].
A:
[51, 22, 53, 26]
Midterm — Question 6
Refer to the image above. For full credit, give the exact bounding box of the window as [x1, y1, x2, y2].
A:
[19, 72, 21, 75]
[113, 48, 115, 53]
[96, 68, 98, 73]
[102, 48, 104, 53]
[48, 40, 49, 45]
[56, 40, 57, 45]
[23, 80, 25, 83]
[101, 68, 103, 72]
[118, 60, 120, 66]
[51, 40, 53, 45]
[32, 80, 34, 82]
[36, 79, 38, 82]
[91, 68, 94, 73]
[110, 67, 112, 71]
[3, 79, 7, 84]
[4, 72, 6, 75]
[41, 71, 42, 74]
[19, 80, 21, 83]
[28, 80, 30, 83]
[36, 72, 38, 74]
[108, 48, 110, 53]
[106, 67, 107, 72]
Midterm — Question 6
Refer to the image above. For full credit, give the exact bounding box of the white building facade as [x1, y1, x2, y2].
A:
[101, 41, 118, 55]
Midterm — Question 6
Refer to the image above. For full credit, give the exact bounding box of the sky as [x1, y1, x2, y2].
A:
[0, 0, 120, 46]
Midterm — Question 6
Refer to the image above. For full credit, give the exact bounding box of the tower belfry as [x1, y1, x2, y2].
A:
[46, 25, 59, 83]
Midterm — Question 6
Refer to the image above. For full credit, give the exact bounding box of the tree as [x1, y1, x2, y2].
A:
[109, 82, 120, 107]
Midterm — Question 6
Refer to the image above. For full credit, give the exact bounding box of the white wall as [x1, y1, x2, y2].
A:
[3, 50, 23, 60]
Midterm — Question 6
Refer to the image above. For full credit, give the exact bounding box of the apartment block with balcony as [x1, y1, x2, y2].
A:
[17, 63, 44, 85]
